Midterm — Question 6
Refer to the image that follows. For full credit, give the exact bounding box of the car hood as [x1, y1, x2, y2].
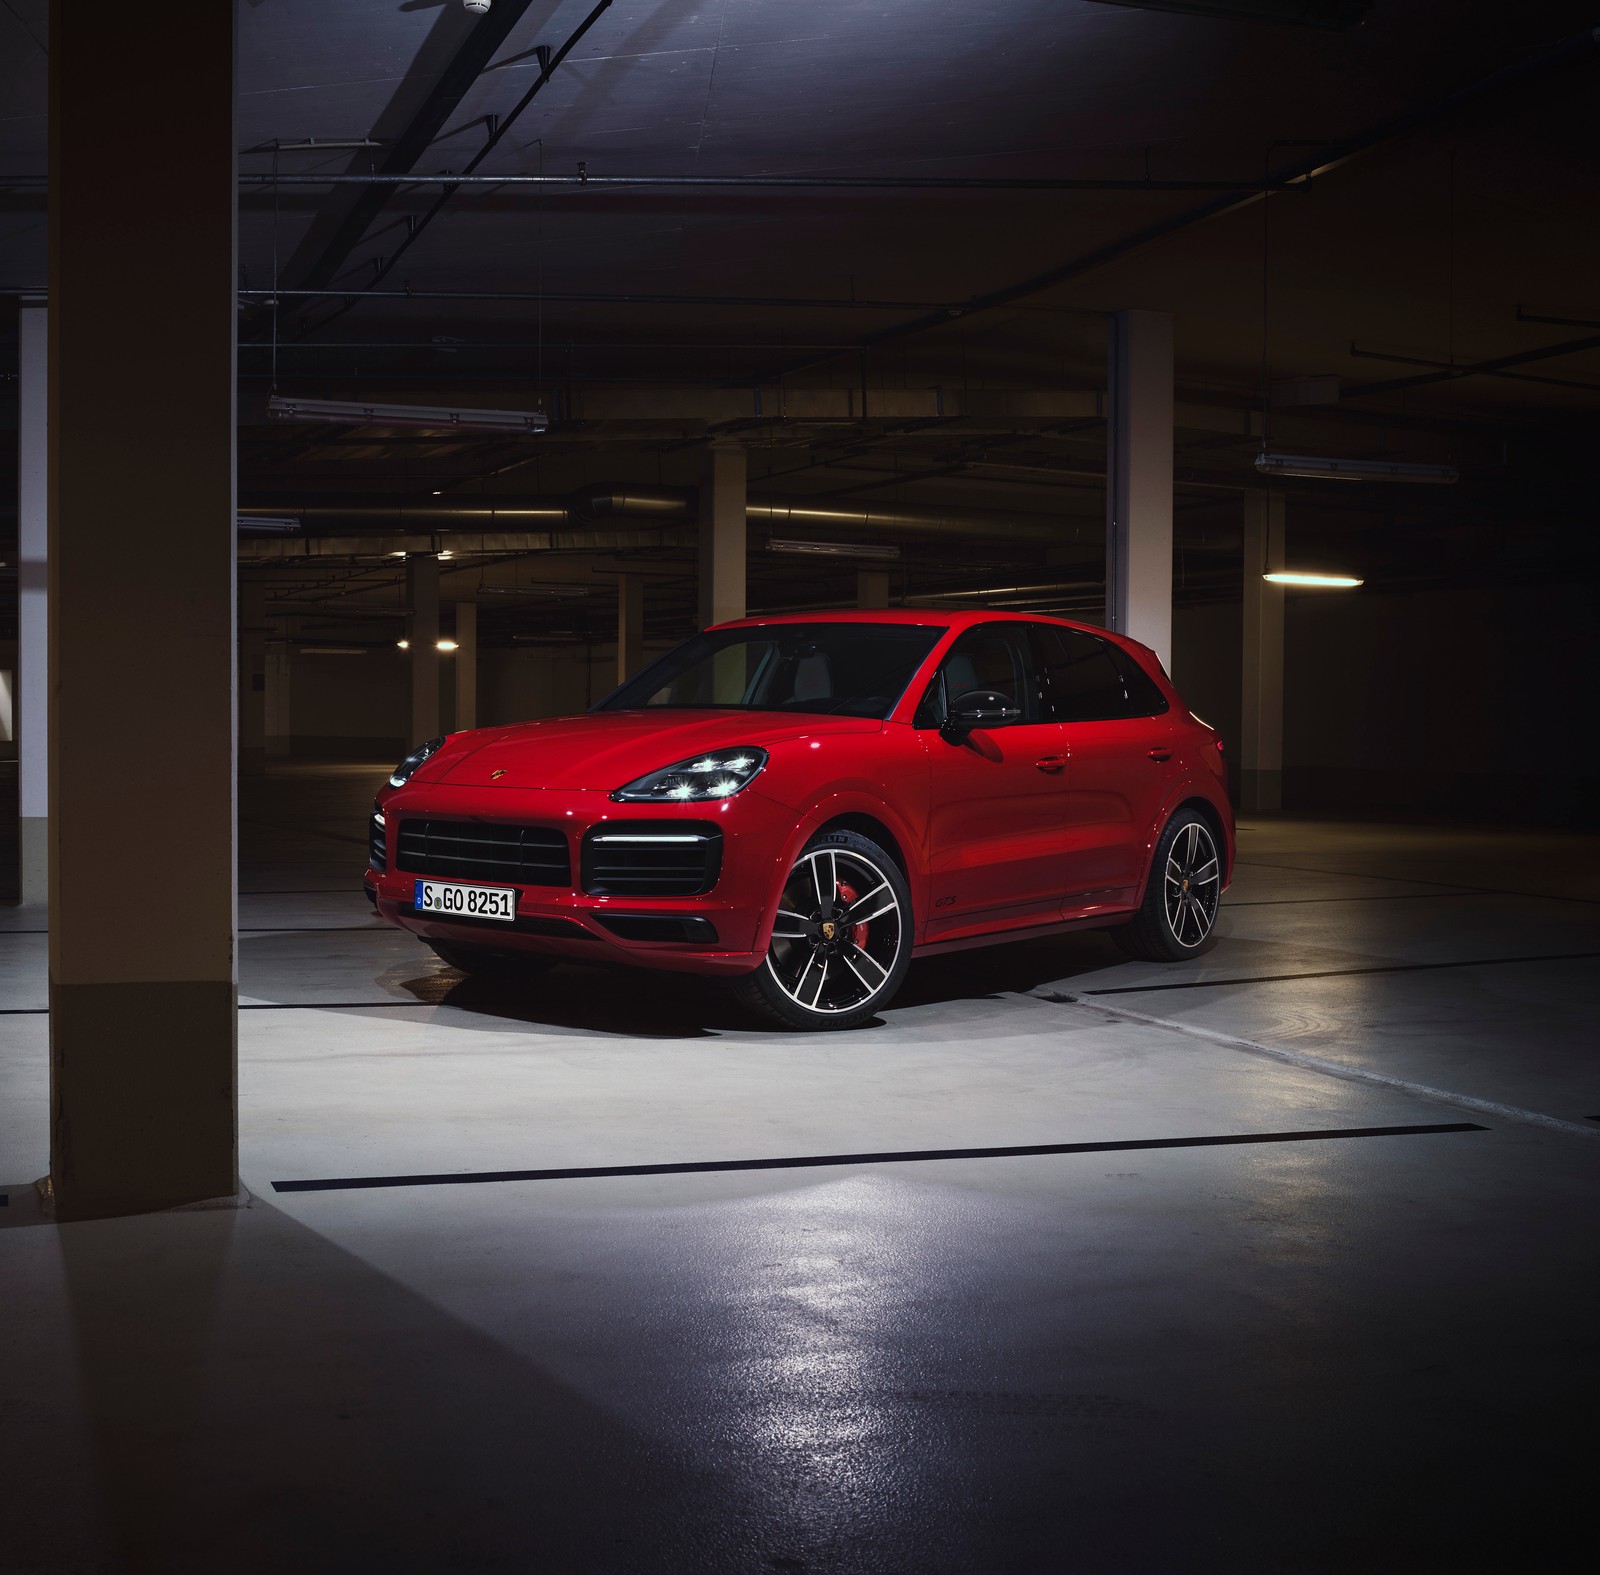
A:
[434, 709, 883, 791]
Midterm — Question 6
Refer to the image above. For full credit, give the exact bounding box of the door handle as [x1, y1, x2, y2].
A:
[1147, 748, 1173, 762]
[1035, 755, 1066, 774]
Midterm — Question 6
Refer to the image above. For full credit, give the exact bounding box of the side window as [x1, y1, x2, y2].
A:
[914, 624, 1042, 728]
[1031, 625, 1169, 722]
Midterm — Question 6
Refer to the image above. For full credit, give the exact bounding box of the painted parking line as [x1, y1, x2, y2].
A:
[1062, 950, 1600, 996]
[271, 1122, 1484, 1194]
[1053, 993, 1600, 1142]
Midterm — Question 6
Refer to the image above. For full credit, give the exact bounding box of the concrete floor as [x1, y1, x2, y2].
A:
[2, 763, 1597, 1572]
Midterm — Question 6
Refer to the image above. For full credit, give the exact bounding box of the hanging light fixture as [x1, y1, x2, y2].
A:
[1263, 571, 1364, 588]
[1254, 453, 1458, 485]
[268, 394, 547, 434]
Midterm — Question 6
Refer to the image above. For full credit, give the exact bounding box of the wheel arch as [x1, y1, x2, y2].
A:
[1176, 794, 1229, 879]
[813, 811, 911, 881]
[757, 793, 926, 951]
[1132, 789, 1233, 909]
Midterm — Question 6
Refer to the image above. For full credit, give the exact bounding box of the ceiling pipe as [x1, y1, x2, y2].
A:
[231, 287, 1004, 312]
[236, 489, 1066, 543]
[230, 172, 1297, 193]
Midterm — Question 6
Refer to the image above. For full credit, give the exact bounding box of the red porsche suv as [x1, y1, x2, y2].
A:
[365, 611, 1233, 1030]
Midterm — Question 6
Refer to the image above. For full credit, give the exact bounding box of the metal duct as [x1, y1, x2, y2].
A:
[237, 491, 1064, 543]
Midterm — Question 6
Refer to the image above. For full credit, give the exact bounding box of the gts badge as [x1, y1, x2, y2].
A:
[934, 895, 959, 910]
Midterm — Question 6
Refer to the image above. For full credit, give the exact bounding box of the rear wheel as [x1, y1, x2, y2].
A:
[426, 938, 557, 981]
[733, 829, 913, 1030]
[1112, 809, 1222, 962]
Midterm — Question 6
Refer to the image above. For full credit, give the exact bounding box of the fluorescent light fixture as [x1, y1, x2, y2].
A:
[1085, 2, 1372, 29]
[1255, 452, 1458, 485]
[396, 639, 410, 649]
[767, 538, 902, 560]
[397, 638, 461, 649]
[437, 550, 455, 560]
[237, 514, 301, 534]
[1263, 571, 1364, 587]
[267, 393, 548, 434]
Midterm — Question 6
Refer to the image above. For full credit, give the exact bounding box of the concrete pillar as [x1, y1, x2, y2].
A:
[239, 580, 268, 776]
[1240, 488, 1286, 812]
[47, 0, 238, 1219]
[17, 297, 47, 905]
[265, 638, 292, 757]
[1105, 308, 1174, 672]
[408, 554, 441, 743]
[453, 600, 477, 732]
[856, 569, 890, 609]
[616, 574, 645, 685]
[698, 445, 747, 629]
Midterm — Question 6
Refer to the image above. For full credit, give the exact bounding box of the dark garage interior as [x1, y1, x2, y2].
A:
[2, 1, 1598, 1569]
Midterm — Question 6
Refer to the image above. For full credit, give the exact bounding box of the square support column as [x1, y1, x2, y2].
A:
[1240, 488, 1286, 812]
[239, 580, 267, 776]
[17, 297, 47, 905]
[265, 639, 292, 757]
[48, 1, 238, 1219]
[1105, 308, 1174, 672]
[617, 574, 645, 685]
[408, 554, 441, 744]
[453, 601, 478, 731]
[698, 445, 747, 630]
[856, 570, 890, 609]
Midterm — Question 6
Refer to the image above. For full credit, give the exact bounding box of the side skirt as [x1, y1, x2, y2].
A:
[912, 909, 1135, 960]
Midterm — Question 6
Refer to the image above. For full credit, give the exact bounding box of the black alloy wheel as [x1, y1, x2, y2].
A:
[734, 828, 913, 1030]
[1112, 809, 1223, 962]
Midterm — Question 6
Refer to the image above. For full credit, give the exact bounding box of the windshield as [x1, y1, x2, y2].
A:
[595, 622, 946, 719]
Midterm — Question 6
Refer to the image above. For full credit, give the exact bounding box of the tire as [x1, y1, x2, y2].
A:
[733, 828, 914, 1031]
[426, 938, 558, 980]
[1111, 809, 1223, 962]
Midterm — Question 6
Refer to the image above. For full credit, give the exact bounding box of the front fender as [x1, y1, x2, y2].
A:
[753, 788, 931, 952]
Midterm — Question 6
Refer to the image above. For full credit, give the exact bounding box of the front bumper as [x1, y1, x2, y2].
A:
[366, 782, 798, 976]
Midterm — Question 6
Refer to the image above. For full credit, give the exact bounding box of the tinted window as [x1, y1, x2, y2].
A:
[596, 622, 943, 719]
[1031, 625, 1169, 722]
[914, 623, 1043, 728]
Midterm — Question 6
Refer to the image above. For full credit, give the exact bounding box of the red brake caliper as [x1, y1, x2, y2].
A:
[836, 881, 870, 950]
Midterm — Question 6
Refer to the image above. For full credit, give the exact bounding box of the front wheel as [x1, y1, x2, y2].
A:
[1112, 809, 1223, 962]
[733, 829, 913, 1030]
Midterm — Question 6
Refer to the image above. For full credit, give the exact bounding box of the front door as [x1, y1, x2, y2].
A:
[919, 623, 1070, 938]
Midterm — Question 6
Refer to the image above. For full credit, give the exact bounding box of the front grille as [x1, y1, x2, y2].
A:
[396, 819, 571, 886]
[369, 814, 387, 872]
[581, 822, 722, 897]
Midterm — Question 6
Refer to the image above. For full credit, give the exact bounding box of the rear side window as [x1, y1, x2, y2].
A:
[1030, 625, 1169, 722]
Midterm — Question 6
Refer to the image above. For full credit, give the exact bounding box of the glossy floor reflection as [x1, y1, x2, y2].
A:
[2, 763, 1597, 1572]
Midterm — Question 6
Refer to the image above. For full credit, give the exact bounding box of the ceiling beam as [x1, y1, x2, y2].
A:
[282, 0, 538, 298]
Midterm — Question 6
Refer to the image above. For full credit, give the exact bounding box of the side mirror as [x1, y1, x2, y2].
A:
[943, 688, 1024, 737]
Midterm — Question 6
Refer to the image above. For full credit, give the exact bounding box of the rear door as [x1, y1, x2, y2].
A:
[919, 622, 1071, 938]
[1030, 624, 1177, 907]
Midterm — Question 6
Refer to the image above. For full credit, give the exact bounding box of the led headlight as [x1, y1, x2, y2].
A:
[612, 747, 768, 803]
[389, 735, 446, 788]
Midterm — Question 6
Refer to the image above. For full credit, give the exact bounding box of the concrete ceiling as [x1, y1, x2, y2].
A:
[1, 0, 1596, 643]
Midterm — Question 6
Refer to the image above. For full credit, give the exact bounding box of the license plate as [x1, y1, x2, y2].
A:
[413, 879, 518, 923]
